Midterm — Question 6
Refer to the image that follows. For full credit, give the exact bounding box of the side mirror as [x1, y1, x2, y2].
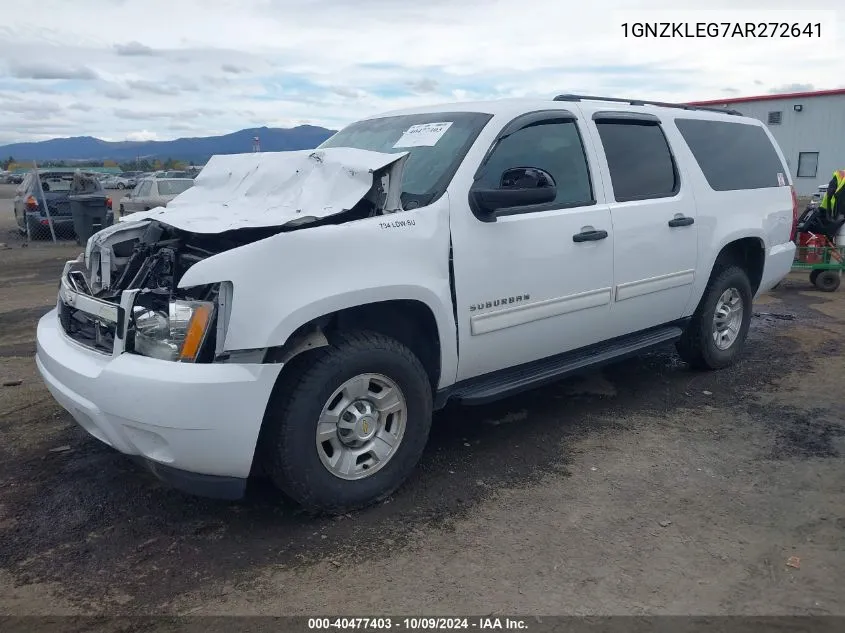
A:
[470, 167, 557, 218]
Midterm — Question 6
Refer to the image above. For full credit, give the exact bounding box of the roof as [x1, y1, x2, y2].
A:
[688, 88, 845, 106]
[368, 96, 749, 123]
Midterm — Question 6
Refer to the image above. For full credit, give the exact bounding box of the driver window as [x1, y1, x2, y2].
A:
[477, 120, 594, 207]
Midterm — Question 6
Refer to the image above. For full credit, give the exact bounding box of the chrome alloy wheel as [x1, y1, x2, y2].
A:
[712, 287, 744, 350]
[315, 373, 407, 480]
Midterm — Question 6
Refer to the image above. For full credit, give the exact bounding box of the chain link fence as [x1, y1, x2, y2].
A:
[18, 166, 114, 244]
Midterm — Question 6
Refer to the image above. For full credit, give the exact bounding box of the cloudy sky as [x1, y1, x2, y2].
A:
[0, 0, 839, 145]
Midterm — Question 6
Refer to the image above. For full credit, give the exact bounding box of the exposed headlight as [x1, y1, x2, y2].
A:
[133, 299, 215, 362]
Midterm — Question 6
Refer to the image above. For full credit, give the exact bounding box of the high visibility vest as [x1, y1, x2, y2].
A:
[820, 170, 845, 216]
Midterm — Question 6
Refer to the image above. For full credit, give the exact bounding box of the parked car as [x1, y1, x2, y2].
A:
[154, 170, 192, 179]
[119, 177, 194, 215]
[101, 174, 136, 189]
[7, 173, 24, 184]
[36, 95, 796, 513]
[13, 169, 113, 238]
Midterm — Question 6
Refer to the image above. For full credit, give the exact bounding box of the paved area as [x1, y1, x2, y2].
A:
[1, 183, 843, 617]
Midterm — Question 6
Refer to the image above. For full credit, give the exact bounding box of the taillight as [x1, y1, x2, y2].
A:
[25, 195, 38, 211]
[790, 185, 799, 241]
[106, 197, 112, 210]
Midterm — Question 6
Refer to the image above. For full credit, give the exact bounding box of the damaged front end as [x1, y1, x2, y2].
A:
[56, 146, 410, 364]
[61, 220, 234, 363]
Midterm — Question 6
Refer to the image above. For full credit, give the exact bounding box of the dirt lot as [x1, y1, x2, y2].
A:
[0, 182, 843, 617]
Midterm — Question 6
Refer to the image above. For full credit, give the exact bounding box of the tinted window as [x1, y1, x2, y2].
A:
[674, 119, 784, 191]
[476, 120, 593, 206]
[595, 121, 678, 202]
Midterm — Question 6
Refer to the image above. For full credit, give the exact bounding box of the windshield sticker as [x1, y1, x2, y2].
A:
[777, 172, 785, 186]
[393, 122, 453, 148]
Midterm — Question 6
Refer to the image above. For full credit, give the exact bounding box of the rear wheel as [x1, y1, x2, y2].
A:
[676, 265, 753, 370]
[814, 270, 841, 292]
[809, 269, 822, 286]
[117, 183, 126, 190]
[261, 330, 433, 514]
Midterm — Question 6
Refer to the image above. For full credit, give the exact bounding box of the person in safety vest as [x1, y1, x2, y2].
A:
[819, 170, 845, 223]
[809, 169, 845, 242]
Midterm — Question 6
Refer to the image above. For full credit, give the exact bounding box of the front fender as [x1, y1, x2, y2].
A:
[178, 199, 458, 387]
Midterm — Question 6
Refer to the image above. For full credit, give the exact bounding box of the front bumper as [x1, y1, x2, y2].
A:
[757, 240, 797, 296]
[36, 308, 282, 498]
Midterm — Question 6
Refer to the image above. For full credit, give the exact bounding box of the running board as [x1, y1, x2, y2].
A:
[437, 324, 685, 408]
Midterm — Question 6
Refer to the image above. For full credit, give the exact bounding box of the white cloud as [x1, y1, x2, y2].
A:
[0, 0, 839, 146]
[126, 130, 159, 141]
[114, 41, 157, 57]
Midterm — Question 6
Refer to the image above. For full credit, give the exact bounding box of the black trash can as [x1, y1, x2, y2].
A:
[68, 172, 109, 245]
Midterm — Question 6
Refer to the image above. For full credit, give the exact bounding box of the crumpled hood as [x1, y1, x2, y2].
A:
[118, 146, 409, 234]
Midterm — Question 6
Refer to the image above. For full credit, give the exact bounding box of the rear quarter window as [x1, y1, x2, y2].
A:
[674, 119, 785, 191]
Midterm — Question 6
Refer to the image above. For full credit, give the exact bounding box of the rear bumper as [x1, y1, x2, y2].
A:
[25, 211, 114, 231]
[758, 240, 796, 295]
[36, 308, 283, 497]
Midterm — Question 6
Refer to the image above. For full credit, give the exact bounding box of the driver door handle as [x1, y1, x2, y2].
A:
[668, 216, 695, 227]
[573, 229, 608, 243]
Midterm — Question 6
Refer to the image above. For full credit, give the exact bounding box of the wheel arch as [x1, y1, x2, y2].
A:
[713, 236, 766, 295]
[266, 297, 447, 392]
[687, 233, 767, 315]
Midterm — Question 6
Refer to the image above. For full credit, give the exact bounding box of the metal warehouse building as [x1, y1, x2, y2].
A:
[687, 88, 845, 197]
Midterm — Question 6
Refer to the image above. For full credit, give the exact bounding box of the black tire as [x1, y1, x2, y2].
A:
[676, 264, 753, 370]
[809, 269, 822, 286]
[814, 270, 841, 292]
[261, 330, 433, 514]
[117, 183, 126, 190]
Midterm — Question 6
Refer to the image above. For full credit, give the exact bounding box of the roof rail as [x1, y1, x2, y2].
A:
[553, 94, 743, 116]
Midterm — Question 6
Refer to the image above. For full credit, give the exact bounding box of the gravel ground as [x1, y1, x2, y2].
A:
[0, 183, 843, 618]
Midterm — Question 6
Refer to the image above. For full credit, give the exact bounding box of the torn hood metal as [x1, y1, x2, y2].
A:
[114, 146, 409, 234]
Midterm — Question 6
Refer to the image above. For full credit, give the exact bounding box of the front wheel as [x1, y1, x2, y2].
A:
[676, 265, 753, 370]
[262, 331, 433, 514]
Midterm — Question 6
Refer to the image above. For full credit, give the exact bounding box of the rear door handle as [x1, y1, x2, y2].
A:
[573, 229, 608, 242]
[668, 216, 695, 227]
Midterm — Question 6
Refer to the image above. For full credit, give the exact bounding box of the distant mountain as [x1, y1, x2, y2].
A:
[0, 125, 337, 163]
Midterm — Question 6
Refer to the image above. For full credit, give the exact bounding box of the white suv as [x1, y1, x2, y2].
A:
[35, 95, 797, 513]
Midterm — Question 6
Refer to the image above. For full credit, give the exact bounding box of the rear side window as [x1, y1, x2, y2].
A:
[674, 119, 784, 191]
[595, 121, 679, 202]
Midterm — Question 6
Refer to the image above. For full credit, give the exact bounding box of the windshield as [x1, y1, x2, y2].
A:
[319, 111, 492, 207]
[158, 180, 193, 196]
